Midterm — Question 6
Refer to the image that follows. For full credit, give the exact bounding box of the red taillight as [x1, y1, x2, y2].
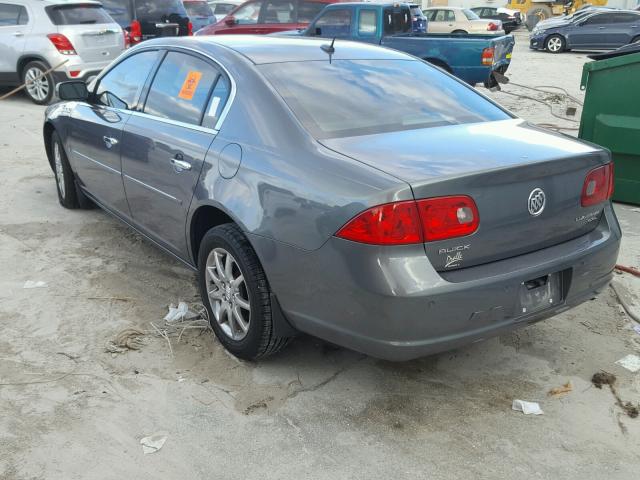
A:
[188, 21, 193, 35]
[417, 196, 479, 241]
[130, 20, 142, 44]
[336, 201, 423, 245]
[581, 163, 614, 207]
[481, 47, 495, 66]
[69, 70, 80, 77]
[47, 34, 76, 55]
[336, 196, 479, 245]
[487, 22, 498, 31]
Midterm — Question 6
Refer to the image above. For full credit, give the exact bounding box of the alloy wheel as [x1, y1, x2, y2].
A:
[547, 37, 563, 53]
[25, 67, 50, 102]
[205, 247, 251, 341]
[53, 141, 65, 199]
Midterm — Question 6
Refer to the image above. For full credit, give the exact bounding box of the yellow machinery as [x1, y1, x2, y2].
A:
[506, 0, 609, 28]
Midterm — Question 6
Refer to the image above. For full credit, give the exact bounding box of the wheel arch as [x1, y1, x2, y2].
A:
[17, 55, 51, 76]
[43, 121, 56, 172]
[424, 57, 453, 74]
[189, 203, 246, 266]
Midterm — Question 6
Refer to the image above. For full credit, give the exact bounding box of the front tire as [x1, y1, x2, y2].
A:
[198, 224, 292, 360]
[545, 34, 565, 54]
[22, 61, 54, 105]
[51, 131, 81, 209]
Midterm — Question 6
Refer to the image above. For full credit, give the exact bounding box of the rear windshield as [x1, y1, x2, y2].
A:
[410, 6, 423, 17]
[261, 60, 509, 139]
[100, 0, 132, 26]
[46, 4, 114, 25]
[463, 9, 480, 20]
[184, 1, 213, 16]
[134, 0, 187, 21]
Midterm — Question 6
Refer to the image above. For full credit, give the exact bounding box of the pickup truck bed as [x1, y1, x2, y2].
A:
[383, 33, 514, 86]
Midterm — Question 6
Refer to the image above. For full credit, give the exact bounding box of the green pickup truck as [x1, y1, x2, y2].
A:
[289, 2, 515, 87]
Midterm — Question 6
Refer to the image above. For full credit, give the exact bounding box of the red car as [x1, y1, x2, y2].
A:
[195, 0, 344, 35]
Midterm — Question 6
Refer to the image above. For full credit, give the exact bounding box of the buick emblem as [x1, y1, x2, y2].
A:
[528, 188, 546, 216]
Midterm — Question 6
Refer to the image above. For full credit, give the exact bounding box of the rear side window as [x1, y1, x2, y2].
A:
[100, 0, 132, 26]
[95, 50, 159, 110]
[261, 59, 510, 139]
[134, 0, 187, 22]
[202, 75, 231, 129]
[610, 13, 640, 23]
[46, 5, 114, 25]
[184, 1, 214, 17]
[297, 0, 326, 23]
[314, 8, 351, 36]
[358, 9, 377, 35]
[144, 52, 219, 125]
[463, 9, 479, 20]
[0, 3, 27, 25]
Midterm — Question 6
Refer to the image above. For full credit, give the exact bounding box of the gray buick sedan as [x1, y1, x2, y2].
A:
[43, 36, 620, 361]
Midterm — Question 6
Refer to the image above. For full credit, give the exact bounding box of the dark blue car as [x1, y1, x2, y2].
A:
[409, 3, 428, 33]
[530, 10, 640, 53]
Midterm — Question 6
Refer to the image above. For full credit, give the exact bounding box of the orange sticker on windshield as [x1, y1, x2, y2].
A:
[178, 70, 202, 100]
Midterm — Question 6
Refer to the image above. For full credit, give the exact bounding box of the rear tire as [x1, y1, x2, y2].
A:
[198, 224, 293, 360]
[51, 131, 81, 209]
[22, 60, 54, 105]
[545, 34, 566, 54]
[452, 29, 468, 35]
[424, 58, 453, 74]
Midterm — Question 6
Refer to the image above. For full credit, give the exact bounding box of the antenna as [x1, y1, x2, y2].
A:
[320, 37, 336, 63]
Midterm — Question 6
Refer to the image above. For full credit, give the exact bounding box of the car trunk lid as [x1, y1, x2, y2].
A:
[320, 119, 611, 271]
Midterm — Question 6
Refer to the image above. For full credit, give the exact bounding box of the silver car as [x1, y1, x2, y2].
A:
[44, 36, 620, 361]
[0, 0, 124, 104]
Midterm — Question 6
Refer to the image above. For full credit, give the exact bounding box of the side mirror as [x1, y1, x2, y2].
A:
[56, 81, 88, 101]
[224, 15, 236, 26]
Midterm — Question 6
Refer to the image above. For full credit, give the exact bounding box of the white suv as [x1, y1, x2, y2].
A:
[0, 0, 125, 104]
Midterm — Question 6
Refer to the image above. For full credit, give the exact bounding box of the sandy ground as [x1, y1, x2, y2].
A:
[1, 29, 640, 480]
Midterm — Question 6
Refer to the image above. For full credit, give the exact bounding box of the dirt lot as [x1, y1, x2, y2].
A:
[1, 29, 640, 480]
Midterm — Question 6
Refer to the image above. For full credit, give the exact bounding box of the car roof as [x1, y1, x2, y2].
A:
[147, 35, 413, 65]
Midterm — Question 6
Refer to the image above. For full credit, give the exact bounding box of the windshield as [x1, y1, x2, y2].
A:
[410, 6, 424, 17]
[100, 0, 132, 25]
[135, 0, 187, 21]
[46, 5, 115, 25]
[260, 60, 509, 139]
[463, 9, 480, 20]
[184, 1, 213, 16]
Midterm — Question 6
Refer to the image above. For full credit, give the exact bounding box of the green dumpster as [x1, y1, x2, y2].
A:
[579, 49, 640, 205]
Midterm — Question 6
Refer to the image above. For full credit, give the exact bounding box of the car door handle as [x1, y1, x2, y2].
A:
[13, 32, 24, 37]
[170, 156, 192, 172]
[103, 136, 118, 148]
[598, 26, 605, 29]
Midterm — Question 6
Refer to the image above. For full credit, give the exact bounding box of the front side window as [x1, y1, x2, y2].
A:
[583, 14, 613, 25]
[298, 1, 326, 23]
[260, 59, 510, 139]
[262, 0, 295, 23]
[313, 8, 351, 36]
[144, 52, 219, 125]
[0, 3, 26, 27]
[358, 9, 377, 35]
[46, 5, 114, 25]
[232, 1, 262, 24]
[95, 50, 159, 110]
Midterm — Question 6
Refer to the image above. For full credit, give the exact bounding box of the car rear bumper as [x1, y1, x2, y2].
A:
[251, 204, 621, 361]
[51, 59, 113, 83]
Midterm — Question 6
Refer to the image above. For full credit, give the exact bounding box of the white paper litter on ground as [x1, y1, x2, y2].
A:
[512, 399, 544, 415]
[164, 302, 189, 323]
[615, 354, 640, 373]
[633, 325, 640, 336]
[23, 280, 47, 289]
[140, 433, 168, 454]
